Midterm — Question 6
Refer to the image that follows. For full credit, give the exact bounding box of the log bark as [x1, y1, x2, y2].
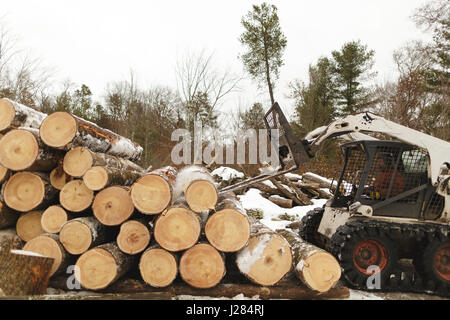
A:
[130, 166, 176, 215]
[0, 98, 47, 132]
[16, 211, 44, 242]
[4, 172, 57, 212]
[269, 178, 305, 206]
[173, 165, 218, 213]
[59, 180, 94, 213]
[83, 166, 143, 191]
[276, 229, 341, 293]
[59, 217, 109, 255]
[139, 245, 178, 288]
[92, 186, 135, 226]
[117, 219, 151, 255]
[267, 196, 293, 208]
[0, 128, 59, 172]
[302, 172, 336, 190]
[50, 166, 72, 190]
[251, 182, 284, 197]
[179, 242, 226, 289]
[41, 205, 70, 234]
[205, 194, 250, 252]
[0, 249, 53, 296]
[63, 146, 144, 178]
[235, 218, 293, 286]
[0, 201, 18, 230]
[154, 204, 201, 252]
[276, 176, 313, 206]
[23, 233, 73, 277]
[0, 229, 24, 251]
[75, 242, 135, 290]
[39, 111, 143, 161]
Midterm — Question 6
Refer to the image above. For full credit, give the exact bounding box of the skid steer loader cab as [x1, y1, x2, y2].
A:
[317, 140, 446, 239]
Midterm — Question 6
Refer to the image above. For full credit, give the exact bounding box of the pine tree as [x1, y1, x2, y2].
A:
[239, 2, 287, 105]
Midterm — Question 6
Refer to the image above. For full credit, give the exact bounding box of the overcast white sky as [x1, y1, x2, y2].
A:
[1, 0, 432, 120]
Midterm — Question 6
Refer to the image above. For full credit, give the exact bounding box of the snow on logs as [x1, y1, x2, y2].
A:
[39, 111, 143, 161]
[0, 98, 47, 132]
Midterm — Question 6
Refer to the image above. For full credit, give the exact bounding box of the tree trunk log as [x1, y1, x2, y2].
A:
[83, 166, 144, 191]
[3, 172, 57, 212]
[0, 98, 47, 132]
[117, 219, 151, 255]
[16, 211, 44, 242]
[49, 166, 72, 190]
[0, 229, 24, 251]
[251, 182, 285, 197]
[130, 166, 176, 215]
[59, 217, 109, 255]
[0, 201, 18, 230]
[302, 172, 335, 189]
[93, 186, 134, 226]
[75, 242, 135, 290]
[63, 146, 144, 178]
[235, 218, 293, 286]
[276, 229, 341, 293]
[59, 180, 94, 213]
[0, 128, 59, 172]
[39, 111, 143, 161]
[41, 205, 70, 234]
[268, 196, 293, 208]
[277, 176, 313, 205]
[0, 249, 53, 296]
[205, 194, 250, 252]
[154, 204, 201, 252]
[173, 165, 218, 213]
[139, 245, 178, 288]
[179, 242, 226, 289]
[23, 233, 73, 277]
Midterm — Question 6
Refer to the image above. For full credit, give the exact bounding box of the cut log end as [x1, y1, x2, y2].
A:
[50, 167, 71, 190]
[179, 243, 225, 289]
[0, 98, 15, 131]
[4, 172, 45, 212]
[39, 111, 77, 148]
[154, 206, 201, 252]
[59, 180, 93, 213]
[41, 205, 68, 234]
[59, 220, 92, 255]
[93, 186, 134, 226]
[83, 166, 108, 191]
[131, 174, 172, 215]
[63, 147, 93, 177]
[16, 211, 44, 242]
[117, 220, 151, 255]
[23, 235, 64, 277]
[298, 251, 342, 293]
[139, 248, 177, 288]
[237, 233, 292, 286]
[205, 209, 250, 252]
[75, 247, 118, 290]
[0, 164, 8, 184]
[0, 129, 38, 171]
[185, 180, 217, 213]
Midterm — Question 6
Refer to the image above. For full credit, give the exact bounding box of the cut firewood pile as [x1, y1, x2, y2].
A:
[0, 97, 346, 299]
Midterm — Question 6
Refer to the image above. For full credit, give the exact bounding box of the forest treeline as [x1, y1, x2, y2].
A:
[0, 0, 448, 176]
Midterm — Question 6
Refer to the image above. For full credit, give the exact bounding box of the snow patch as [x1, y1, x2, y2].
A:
[10, 249, 45, 257]
[236, 233, 272, 274]
[211, 166, 244, 181]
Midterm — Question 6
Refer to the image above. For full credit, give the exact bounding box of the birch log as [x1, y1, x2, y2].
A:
[83, 166, 143, 191]
[205, 194, 250, 252]
[179, 243, 226, 289]
[0, 98, 47, 132]
[16, 211, 44, 242]
[59, 217, 108, 255]
[39, 111, 143, 161]
[41, 205, 70, 234]
[276, 229, 341, 292]
[117, 219, 151, 255]
[23, 233, 73, 277]
[92, 186, 134, 226]
[59, 180, 94, 213]
[130, 166, 176, 215]
[75, 242, 135, 290]
[154, 204, 201, 252]
[173, 165, 218, 213]
[3, 172, 57, 213]
[235, 218, 293, 286]
[49, 166, 72, 190]
[139, 245, 178, 288]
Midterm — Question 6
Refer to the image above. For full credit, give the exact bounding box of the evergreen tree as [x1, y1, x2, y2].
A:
[238, 102, 266, 130]
[239, 2, 287, 105]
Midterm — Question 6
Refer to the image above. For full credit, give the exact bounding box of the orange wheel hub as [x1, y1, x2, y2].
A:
[433, 244, 450, 282]
[353, 239, 388, 275]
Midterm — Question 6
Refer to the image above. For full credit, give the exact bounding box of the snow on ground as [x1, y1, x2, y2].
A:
[211, 166, 244, 181]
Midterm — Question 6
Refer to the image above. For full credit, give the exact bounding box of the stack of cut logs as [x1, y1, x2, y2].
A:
[0, 97, 341, 296]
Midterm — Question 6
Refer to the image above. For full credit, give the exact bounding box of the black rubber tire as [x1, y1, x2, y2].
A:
[421, 236, 450, 293]
[298, 207, 325, 248]
[330, 221, 399, 290]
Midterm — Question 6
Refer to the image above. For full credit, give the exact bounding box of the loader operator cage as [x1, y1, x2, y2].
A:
[332, 141, 445, 220]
